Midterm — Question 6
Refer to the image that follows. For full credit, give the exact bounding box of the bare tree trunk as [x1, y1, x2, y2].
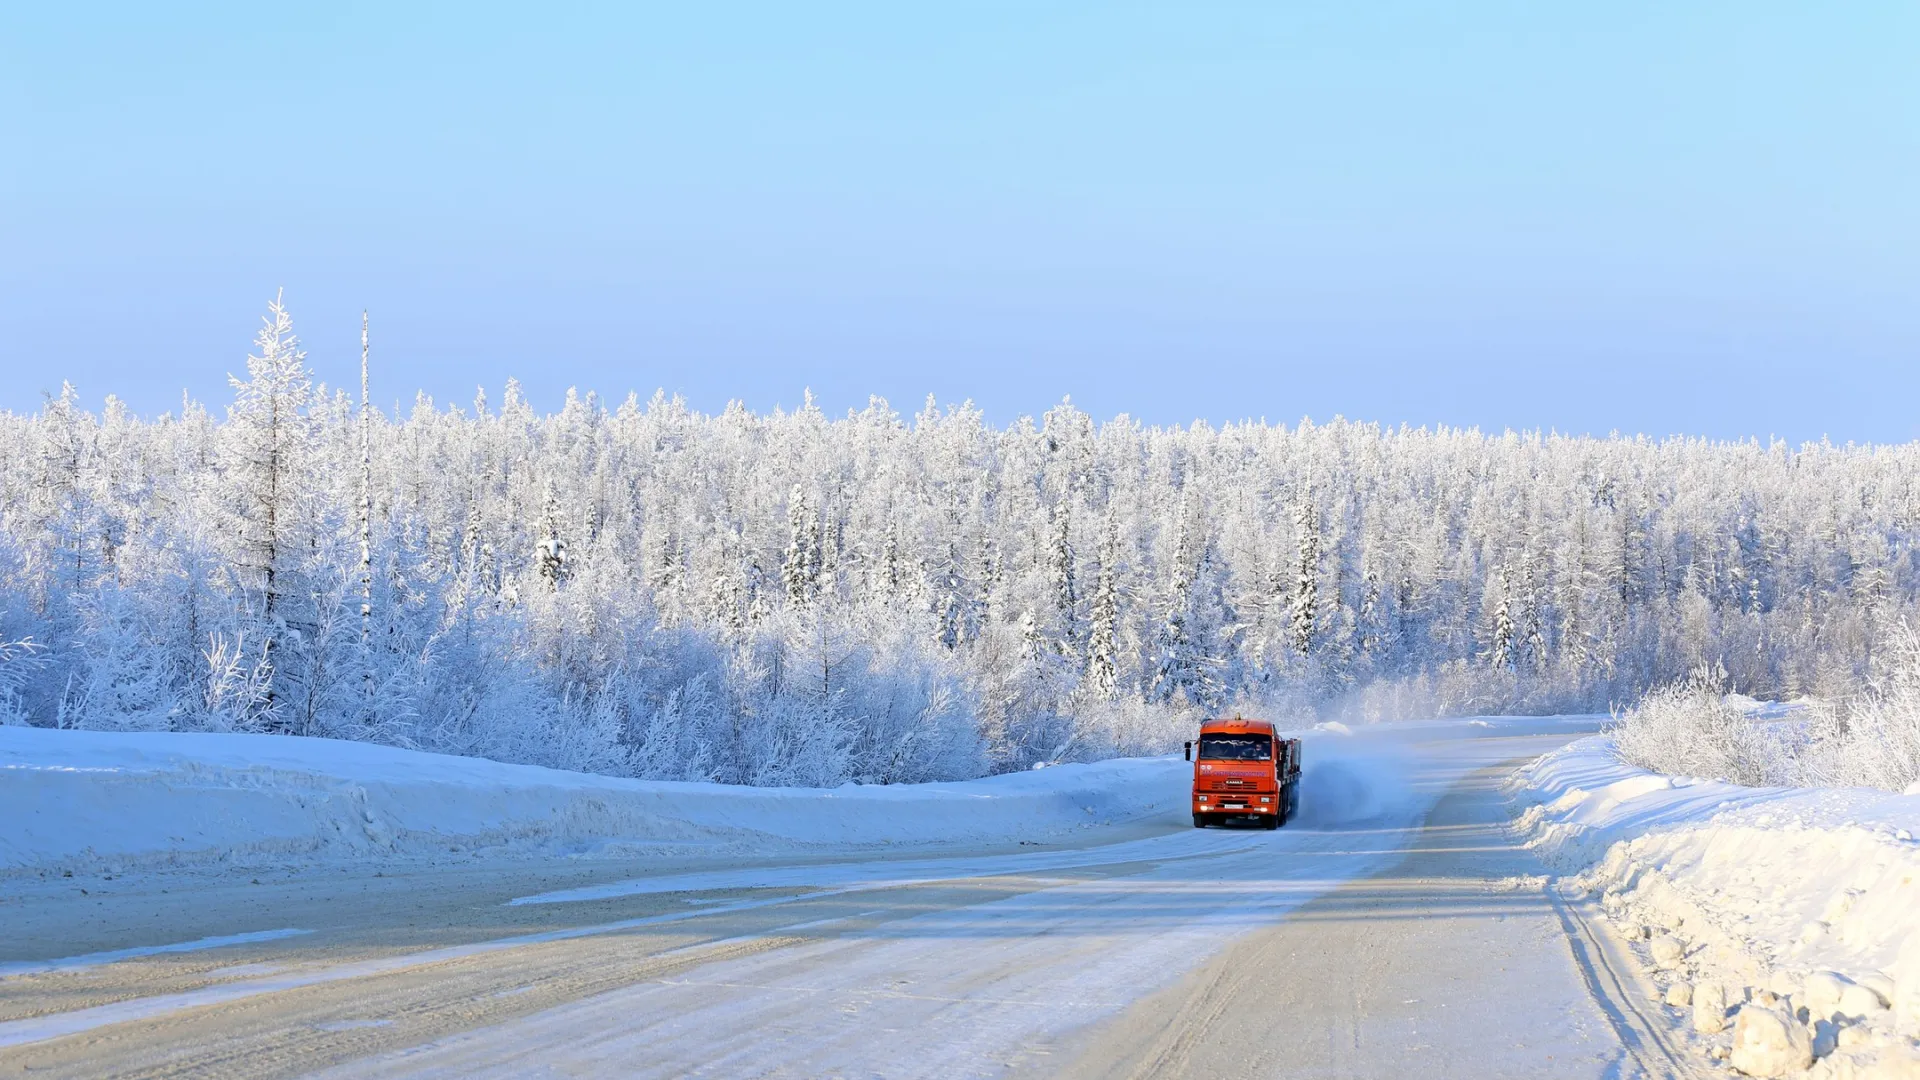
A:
[360, 311, 374, 709]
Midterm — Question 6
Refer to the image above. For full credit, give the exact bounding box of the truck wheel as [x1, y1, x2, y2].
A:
[1192, 813, 1208, 828]
[1273, 800, 1288, 828]
[1263, 812, 1281, 830]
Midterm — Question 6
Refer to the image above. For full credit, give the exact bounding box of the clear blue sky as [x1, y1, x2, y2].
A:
[3, 2, 1915, 442]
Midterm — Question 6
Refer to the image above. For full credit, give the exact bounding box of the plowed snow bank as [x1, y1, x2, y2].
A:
[0, 728, 1188, 877]
[1509, 736, 1920, 1075]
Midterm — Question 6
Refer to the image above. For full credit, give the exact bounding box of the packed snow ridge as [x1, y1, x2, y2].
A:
[1509, 736, 1920, 1078]
[0, 727, 1189, 878]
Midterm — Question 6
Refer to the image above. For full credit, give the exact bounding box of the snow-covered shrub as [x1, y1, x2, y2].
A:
[968, 615, 1076, 771]
[1803, 625, 1920, 793]
[845, 623, 985, 784]
[196, 630, 278, 733]
[1615, 630, 1920, 793]
[63, 583, 179, 731]
[621, 672, 728, 783]
[0, 638, 47, 727]
[1608, 667, 1786, 785]
[724, 611, 987, 787]
[1059, 696, 1196, 763]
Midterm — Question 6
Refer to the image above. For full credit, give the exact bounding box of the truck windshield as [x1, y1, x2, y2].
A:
[1197, 734, 1272, 761]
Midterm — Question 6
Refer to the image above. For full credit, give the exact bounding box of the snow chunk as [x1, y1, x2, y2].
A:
[1649, 934, 1686, 969]
[1694, 982, 1729, 1033]
[1731, 1004, 1814, 1077]
[1806, 972, 1851, 1020]
[1871, 1048, 1920, 1080]
[1811, 1047, 1920, 1080]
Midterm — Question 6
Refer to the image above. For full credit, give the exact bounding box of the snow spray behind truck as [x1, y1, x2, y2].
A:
[1184, 717, 1301, 829]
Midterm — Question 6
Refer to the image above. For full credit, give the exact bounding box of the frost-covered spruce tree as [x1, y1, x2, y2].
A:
[1518, 549, 1547, 674]
[220, 291, 318, 731]
[536, 484, 567, 588]
[32, 383, 104, 618]
[1488, 565, 1516, 671]
[1085, 512, 1121, 698]
[783, 485, 820, 609]
[1048, 499, 1079, 656]
[1152, 502, 1213, 705]
[1289, 496, 1319, 656]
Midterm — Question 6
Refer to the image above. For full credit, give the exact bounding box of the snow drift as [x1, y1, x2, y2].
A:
[1509, 736, 1920, 1075]
[0, 727, 1191, 878]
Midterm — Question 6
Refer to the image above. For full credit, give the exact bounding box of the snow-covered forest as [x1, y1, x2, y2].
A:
[4, 296, 1918, 786]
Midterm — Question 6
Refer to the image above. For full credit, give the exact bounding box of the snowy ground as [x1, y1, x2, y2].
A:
[0, 726, 1195, 878]
[1511, 736, 1920, 1078]
[0, 716, 1750, 1079]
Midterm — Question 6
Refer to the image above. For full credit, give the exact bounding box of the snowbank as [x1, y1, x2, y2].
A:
[0, 727, 1190, 878]
[1510, 736, 1920, 1076]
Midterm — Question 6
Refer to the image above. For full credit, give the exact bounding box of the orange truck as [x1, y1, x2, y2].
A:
[1184, 717, 1301, 829]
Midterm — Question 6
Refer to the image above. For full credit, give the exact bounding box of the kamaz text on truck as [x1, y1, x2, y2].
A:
[1184, 717, 1301, 829]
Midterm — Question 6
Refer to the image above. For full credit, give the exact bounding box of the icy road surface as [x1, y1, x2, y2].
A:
[0, 719, 1689, 1079]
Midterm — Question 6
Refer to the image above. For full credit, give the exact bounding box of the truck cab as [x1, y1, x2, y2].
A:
[1184, 717, 1301, 829]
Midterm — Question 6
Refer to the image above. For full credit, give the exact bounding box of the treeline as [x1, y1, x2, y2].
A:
[2, 296, 1916, 783]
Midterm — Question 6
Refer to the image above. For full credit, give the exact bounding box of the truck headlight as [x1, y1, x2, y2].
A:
[1197, 795, 1209, 802]
[1260, 797, 1271, 803]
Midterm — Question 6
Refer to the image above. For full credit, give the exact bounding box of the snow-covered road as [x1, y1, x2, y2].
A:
[1044, 759, 1695, 1080]
[1, 719, 1664, 1079]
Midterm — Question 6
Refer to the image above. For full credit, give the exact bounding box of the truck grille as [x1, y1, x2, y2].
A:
[1202, 777, 1266, 792]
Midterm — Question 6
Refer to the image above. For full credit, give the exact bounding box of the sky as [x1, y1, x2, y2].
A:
[3, 2, 1916, 443]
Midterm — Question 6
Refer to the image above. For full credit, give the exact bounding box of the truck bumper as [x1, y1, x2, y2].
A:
[1192, 797, 1277, 814]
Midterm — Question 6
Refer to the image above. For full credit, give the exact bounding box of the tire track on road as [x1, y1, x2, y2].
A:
[0, 879, 1046, 1079]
